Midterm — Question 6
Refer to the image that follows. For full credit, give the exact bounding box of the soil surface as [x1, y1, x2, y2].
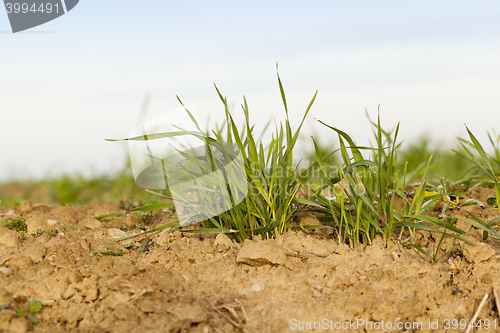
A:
[2, 188, 500, 333]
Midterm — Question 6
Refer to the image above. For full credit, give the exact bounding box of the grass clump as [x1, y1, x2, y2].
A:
[455, 128, 500, 203]
[296, 112, 476, 249]
[109, 68, 319, 242]
[1, 217, 27, 232]
[197, 75, 318, 241]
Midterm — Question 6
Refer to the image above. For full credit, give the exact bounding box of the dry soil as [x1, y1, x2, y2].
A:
[2, 188, 500, 332]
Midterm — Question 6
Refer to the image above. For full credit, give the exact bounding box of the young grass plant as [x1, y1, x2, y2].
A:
[404, 227, 455, 265]
[108, 68, 320, 241]
[454, 128, 500, 201]
[295, 113, 475, 249]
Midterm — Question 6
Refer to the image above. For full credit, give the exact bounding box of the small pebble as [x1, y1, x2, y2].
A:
[108, 228, 127, 239]
[47, 219, 58, 226]
[0, 266, 13, 276]
[250, 283, 262, 292]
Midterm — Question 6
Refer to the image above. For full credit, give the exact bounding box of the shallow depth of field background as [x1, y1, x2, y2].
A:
[1, 0, 500, 181]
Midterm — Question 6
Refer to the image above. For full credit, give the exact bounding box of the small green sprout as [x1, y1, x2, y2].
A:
[10, 299, 43, 325]
[27, 300, 42, 313]
[137, 241, 148, 253]
[487, 195, 497, 206]
[404, 226, 455, 265]
[15, 306, 27, 317]
[58, 225, 76, 231]
[31, 229, 58, 237]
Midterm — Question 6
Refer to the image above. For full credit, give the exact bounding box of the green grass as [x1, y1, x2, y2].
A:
[108, 67, 318, 241]
[2, 69, 500, 256]
[454, 128, 500, 196]
[1, 217, 27, 232]
[296, 113, 476, 249]
[105, 71, 499, 250]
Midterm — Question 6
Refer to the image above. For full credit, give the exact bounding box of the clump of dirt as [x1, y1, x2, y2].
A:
[1, 192, 500, 333]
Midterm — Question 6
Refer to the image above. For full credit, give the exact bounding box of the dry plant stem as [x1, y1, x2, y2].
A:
[222, 307, 242, 325]
[234, 299, 249, 323]
[208, 300, 249, 333]
[494, 287, 500, 321]
[464, 293, 489, 333]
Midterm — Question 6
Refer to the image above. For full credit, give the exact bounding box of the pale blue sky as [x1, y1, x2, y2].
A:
[1, 1, 500, 180]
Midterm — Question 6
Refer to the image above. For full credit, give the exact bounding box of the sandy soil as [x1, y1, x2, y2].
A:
[2, 188, 500, 333]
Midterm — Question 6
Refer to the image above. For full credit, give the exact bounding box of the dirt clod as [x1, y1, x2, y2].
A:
[236, 239, 286, 266]
[0, 226, 20, 248]
[462, 241, 496, 263]
[25, 213, 68, 235]
[78, 218, 102, 229]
